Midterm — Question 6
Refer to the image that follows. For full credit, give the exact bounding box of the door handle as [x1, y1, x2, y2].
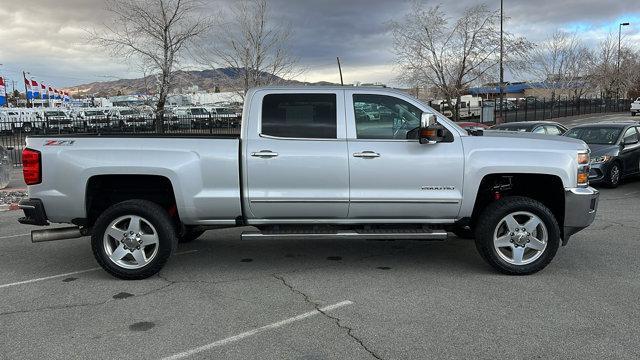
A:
[251, 150, 279, 158]
[353, 151, 380, 158]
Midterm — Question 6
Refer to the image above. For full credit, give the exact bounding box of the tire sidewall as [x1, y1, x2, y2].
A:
[475, 196, 560, 275]
[91, 200, 177, 279]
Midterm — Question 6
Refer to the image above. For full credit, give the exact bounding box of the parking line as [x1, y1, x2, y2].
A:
[0, 233, 30, 240]
[0, 250, 199, 289]
[162, 300, 354, 360]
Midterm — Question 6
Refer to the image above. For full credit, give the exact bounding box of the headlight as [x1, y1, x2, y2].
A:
[577, 151, 590, 186]
[590, 155, 613, 164]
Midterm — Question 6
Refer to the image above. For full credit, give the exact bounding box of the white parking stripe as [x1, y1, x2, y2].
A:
[0, 233, 30, 240]
[0, 268, 101, 289]
[0, 250, 198, 289]
[162, 300, 354, 360]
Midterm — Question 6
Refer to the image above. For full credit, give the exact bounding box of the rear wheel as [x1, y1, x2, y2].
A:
[475, 196, 560, 275]
[91, 199, 177, 280]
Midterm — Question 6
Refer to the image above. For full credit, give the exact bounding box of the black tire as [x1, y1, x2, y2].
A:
[22, 123, 33, 133]
[604, 162, 621, 188]
[474, 196, 560, 275]
[178, 226, 205, 243]
[91, 199, 178, 280]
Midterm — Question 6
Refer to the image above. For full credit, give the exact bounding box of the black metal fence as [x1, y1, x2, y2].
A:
[0, 115, 242, 166]
[429, 96, 633, 124]
[493, 96, 632, 124]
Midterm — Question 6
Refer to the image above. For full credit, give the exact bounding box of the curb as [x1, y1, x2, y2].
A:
[0, 203, 20, 212]
[0, 188, 27, 212]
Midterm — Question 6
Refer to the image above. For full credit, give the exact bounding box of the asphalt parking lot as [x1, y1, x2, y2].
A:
[0, 178, 639, 359]
[1, 112, 639, 359]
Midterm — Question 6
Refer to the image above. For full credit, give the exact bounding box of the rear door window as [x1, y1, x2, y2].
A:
[261, 94, 337, 139]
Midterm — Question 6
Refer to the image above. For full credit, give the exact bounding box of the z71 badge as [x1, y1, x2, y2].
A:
[44, 140, 75, 146]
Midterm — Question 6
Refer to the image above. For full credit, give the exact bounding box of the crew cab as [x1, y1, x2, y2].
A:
[17, 86, 599, 279]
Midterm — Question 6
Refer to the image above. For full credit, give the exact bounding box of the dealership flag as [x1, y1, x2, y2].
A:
[24, 78, 33, 99]
[0, 77, 6, 106]
[41, 83, 47, 99]
[31, 79, 40, 98]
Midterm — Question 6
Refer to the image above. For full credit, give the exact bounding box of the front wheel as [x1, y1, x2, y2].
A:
[474, 196, 560, 275]
[604, 163, 621, 188]
[91, 199, 178, 280]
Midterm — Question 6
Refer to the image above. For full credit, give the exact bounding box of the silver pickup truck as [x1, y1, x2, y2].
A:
[18, 86, 599, 279]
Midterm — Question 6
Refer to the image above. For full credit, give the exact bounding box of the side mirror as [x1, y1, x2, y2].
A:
[623, 138, 639, 146]
[419, 113, 444, 144]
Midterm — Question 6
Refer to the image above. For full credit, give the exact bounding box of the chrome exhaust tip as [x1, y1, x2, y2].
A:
[31, 227, 87, 243]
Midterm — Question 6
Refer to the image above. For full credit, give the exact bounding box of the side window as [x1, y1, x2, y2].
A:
[353, 94, 422, 140]
[532, 126, 546, 134]
[262, 94, 337, 139]
[545, 125, 561, 135]
[623, 127, 638, 143]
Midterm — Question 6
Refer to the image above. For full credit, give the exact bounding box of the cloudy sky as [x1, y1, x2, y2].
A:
[1, 0, 639, 89]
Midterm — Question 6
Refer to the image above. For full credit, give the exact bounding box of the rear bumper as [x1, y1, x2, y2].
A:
[563, 187, 599, 243]
[17, 198, 49, 226]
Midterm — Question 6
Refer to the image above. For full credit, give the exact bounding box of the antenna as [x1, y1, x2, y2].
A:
[336, 57, 344, 86]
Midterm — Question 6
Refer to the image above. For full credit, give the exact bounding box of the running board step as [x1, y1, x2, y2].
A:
[241, 230, 448, 241]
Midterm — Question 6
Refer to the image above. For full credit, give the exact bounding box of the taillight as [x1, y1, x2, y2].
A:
[22, 148, 42, 185]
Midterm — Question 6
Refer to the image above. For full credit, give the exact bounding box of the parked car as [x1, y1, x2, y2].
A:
[564, 121, 640, 187]
[456, 122, 489, 135]
[0, 145, 10, 189]
[0, 108, 39, 133]
[172, 106, 211, 128]
[491, 121, 568, 135]
[75, 108, 112, 130]
[18, 86, 599, 279]
[108, 108, 153, 130]
[38, 109, 73, 132]
[631, 97, 640, 116]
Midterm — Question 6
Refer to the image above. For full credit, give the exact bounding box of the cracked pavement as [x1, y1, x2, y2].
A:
[1, 180, 639, 359]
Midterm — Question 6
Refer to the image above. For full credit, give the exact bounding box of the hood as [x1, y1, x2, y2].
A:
[481, 130, 586, 146]
[587, 143, 620, 157]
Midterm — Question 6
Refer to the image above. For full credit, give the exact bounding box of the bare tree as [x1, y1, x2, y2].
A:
[90, 0, 212, 132]
[588, 33, 640, 99]
[518, 31, 591, 105]
[390, 2, 529, 120]
[200, 0, 299, 98]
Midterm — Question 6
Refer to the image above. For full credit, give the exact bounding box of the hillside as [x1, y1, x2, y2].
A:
[64, 68, 336, 97]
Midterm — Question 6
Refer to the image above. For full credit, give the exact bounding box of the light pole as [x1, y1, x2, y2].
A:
[617, 22, 629, 99]
[499, 0, 504, 123]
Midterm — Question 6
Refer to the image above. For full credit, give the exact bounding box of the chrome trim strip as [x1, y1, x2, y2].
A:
[250, 199, 459, 204]
[350, 199, 460, 204]
[250, 199, 349, 203]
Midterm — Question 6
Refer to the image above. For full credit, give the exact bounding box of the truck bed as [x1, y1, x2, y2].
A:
[25, 135, 242, 225]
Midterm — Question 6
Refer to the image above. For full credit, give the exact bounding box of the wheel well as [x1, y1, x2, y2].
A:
[471, 174, 565, 230]
[85, 175, 177, 227]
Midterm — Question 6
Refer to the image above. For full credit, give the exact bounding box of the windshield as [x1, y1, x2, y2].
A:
[565, 127, 622, 145]
[190, 108, 208, 115]
[120, 110, 139, 116]
[85, 111, 103, 116]
[215, 108, 235, 114]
